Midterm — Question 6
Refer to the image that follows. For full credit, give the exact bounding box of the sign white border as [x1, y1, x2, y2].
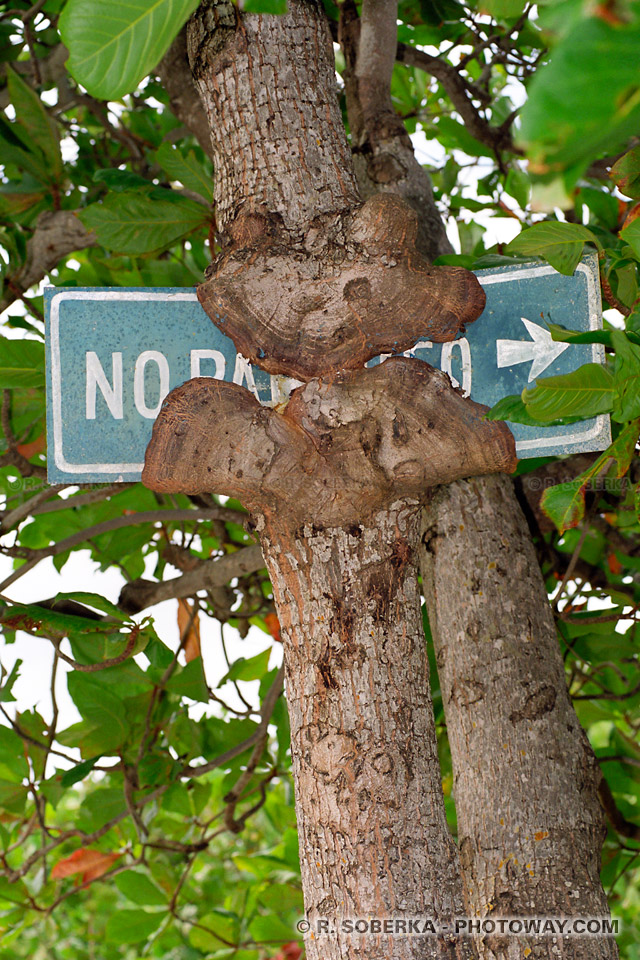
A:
[481, 261, 610, 454]
[48, 264, 610, 478]
[49, 290, 198, 477]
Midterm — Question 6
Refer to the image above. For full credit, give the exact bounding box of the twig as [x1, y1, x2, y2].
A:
[0, 508, 232, 593]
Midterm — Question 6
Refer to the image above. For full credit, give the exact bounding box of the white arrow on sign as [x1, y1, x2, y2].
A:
[496, 317, 570, 382]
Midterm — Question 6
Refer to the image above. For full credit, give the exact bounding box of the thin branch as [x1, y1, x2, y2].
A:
[0, 484, 67, 534]
[184, 664, 285, 779]
[0, 507, 234, 593]
[119, 543, 265, 613]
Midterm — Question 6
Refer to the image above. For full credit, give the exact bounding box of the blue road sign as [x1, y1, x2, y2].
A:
[45, 255, 610, 484]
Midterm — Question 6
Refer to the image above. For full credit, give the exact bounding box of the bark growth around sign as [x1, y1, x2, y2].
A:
[185, 0, 485, 381]
[143, 358, 516, 526]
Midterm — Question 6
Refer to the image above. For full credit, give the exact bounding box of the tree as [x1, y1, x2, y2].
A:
[0, 1, 639, 959]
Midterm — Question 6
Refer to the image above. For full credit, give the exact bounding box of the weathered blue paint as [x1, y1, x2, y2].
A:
[45, 254, 610, 484]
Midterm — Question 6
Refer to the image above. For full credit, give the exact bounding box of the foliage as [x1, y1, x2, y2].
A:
[0, 0, 639, 956]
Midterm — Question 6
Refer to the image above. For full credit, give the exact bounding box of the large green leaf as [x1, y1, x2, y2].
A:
[507, 222, 600, 276]
[104, 909, 163, 944]
[67, 673, 130, 753]
[155, 143, 213, 200]
[6, 67, 62, 181]
[0, 337, 44, 388]
[518, 16, 640, 174]
[165, 657, 209, 703]
[77, 190, 209, 254]
[114, 870, 168, 906]
[59, 0, 201, 101]
[522, 363, 614, 421]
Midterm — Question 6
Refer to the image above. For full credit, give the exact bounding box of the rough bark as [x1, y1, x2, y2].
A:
[144, 4, 521, 957]
[420, 476, 618, 960]
[258, 503, 474, 960]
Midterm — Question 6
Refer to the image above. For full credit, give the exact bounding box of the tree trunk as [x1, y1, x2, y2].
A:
[335, 5, 618, 955]
[259, 503, 474, 960]
[420, 475, 618, 960]
[174, 4, 502, 958]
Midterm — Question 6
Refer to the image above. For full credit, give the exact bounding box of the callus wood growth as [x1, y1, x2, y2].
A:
[197, 193, 486, 380]
[142, 358, 516, 526]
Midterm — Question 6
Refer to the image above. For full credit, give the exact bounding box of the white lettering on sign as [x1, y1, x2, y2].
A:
[134, 350, 170, 419]
[233, 353, 260, 401]
[441, 338, 472, 397]
[190, 349, 226, 380]
[86, 351, 123, 420]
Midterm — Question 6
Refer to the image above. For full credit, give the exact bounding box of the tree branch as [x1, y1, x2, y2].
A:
[0, 211, 96, 314]
[118, 542, 265, 613]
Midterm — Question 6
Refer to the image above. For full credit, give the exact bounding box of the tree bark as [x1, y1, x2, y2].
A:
[420, 475, 618, 960]
[335, 6, 618, 956]
[259, 503, 474, 960]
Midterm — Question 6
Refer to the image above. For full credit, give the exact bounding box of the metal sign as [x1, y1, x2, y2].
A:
[45, 255, 610, 484]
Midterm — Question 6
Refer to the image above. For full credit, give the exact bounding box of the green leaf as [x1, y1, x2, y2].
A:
[67, 673, 130, 752]
[547, 323, 612, 347]
[104, 909, 163, 944]
[59, 0, 201, 100]
[504, 166, 530, 209]
[155, 143, 212, 199]
[0, 725, 29, 778]
[220, 648, 271, 685]
[507, 222, 600, 276]
[0, 780, 28, 815]
[6, 67, 62, 181]
[54, 591, 128, 621]
[518, 17, 640, 174]
[0, 116, 51, 183]
[0, 660, 21, 703]
[578, 187, 620, 231]
[611, 145, 640, 200]
[77, 190, 209, 254]
[435, 115, 494, 159]
[189, 911, 240, 951]
[612, 330, 640, 422]
[540, 479, 587, 534]
[248, 914, 298, 944]
[482, 0, 526, 18]
[165, 657, 209, 702]
[60, 755, 101, 788]
[485, 393, 583, 427]
[114, 870, 168, 906]
[0, 338, 44, 388]
[522, 363, 614, 421]
[620, 219, 640, 262]
[93, 168, 155, 192]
